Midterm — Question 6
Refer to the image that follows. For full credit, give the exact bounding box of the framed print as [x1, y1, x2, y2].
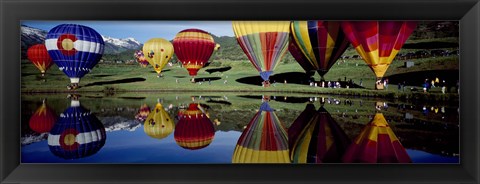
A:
[1, 0, 479, 183]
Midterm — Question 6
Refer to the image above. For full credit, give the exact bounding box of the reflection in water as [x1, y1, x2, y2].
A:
[135, 104, 151, 122]
[47, 99, 106, 160]
[21, 94, 459, 163]
[342, 113, 412, 163]
[28, 99, 58, 133]
[144, 102, 174, 139]
[232, 100, 290, 163]
[174, 103, 215, 150]
[289, 103, 350, 163]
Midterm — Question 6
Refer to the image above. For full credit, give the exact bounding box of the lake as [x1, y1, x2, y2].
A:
[21, 92, 459, 164]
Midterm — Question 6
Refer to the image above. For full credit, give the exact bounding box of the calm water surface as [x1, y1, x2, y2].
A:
[21, 93, 459, 164]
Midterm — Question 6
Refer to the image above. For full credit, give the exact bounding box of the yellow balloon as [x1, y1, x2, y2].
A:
[144, 103, 174, 139]
[142, 38, 174, 75]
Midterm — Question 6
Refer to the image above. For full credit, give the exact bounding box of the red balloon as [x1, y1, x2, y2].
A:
[173, 29, 216, 77]
[27, 44, 54, 74]
[29, 100, 57, 133]
[174, 103, 215, 150]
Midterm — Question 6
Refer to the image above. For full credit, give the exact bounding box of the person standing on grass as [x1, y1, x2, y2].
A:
[431, 79, 435, 88]
[398, 83, 401, 91]
[359, 79, 363, 86]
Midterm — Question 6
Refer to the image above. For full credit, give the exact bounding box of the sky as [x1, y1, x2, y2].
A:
[21, 21, 235, 43]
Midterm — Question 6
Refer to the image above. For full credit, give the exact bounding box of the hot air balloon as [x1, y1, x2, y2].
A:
[342, 113, 411, 163]
[135, 104, 151, 122]
[341, 21, 417, 89]
[288, 104, 350, 163]
[26, 44, 54, 77]
[28, 99, 57, 134]
[47, 99, 106, 160]
[232, 101, 290, 163]
[232, 21, 290, 87]
[173, 29, 216, 80]
[214, 43, 221, 51]
[174, 103, 215, 150]
[142, 38, 174, 77]
[134, 50, 149, 67]
[144, 102, 174, 139]
[45, 24, 105, 90]
[289, 21, 350, 81]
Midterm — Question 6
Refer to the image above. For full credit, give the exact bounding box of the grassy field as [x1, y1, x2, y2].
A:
[21, 52, 459, 101]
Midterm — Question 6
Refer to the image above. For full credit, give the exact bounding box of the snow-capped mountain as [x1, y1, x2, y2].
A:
[102, 36, 141, 49]
[21, 25, 141, 57]
[102, 35, 142, 54]
[100, 116, 142, 132]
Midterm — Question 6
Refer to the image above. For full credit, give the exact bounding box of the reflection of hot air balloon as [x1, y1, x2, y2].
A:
[135, 104, 151, 122]
[289, 104, 350, 163]
[289, 21, 350, 81]
[341, 21, 417, 89]
[48, 100, 106, 160]
[144, 103, 174, 139]
[174, 103, 215, 150]
[142, 38, 174, 77]
[232, 102, 290, 163]
[45, 24, 105, 89]
[28, 99, 57, 133]
[173, 29, 216, 78]
[27, 44, 54, 77]
[232, 21, 290, 87]
[134, 50, 149, 67]
[342, 113, 411, 163]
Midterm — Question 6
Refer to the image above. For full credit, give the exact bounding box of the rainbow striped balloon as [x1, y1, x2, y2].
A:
[232, 21, 290, 82]
[289, 21, 350, 79]
[288, 104, 350, 163]
[342, 113, 412, 163]
[341, 21, 417, 78]
[232, 102, 290, 163]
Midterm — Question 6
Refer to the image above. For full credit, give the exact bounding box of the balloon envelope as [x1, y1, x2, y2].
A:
[28, 100, 57, 133]
[288, 104, 350, 163]
[142, 38, 174, 74]
[48, 100, 106, 160]
[289, 21, 350, 78]
[174, 103, 215, 150]
[232, 21, 290, 82]
[134, 50, 149, 68]
[341, 21, 416, 78]
[144, 103, 174, 139]
[342, 113, 411, 163]
[232, 102, 290, 163]
[173, 29, 216, 77]
[45, 24, 105, 84]
[27, 44, 54, 74]
[135, 104, 151, 122]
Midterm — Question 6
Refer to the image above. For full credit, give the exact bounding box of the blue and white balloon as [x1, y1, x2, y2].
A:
[45, 24, 104, 88]
[47, 100, 106, 160]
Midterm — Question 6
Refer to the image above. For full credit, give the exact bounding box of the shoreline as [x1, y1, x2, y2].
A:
[21, 88, 459, 102]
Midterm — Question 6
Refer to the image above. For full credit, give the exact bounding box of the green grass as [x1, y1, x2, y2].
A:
[21, 53, 459, 102]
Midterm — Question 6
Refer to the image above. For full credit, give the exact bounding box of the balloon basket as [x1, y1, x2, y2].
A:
[262, 80, 271, 88]
[67, 83, 80, 90]
[375, 79, 384, 90]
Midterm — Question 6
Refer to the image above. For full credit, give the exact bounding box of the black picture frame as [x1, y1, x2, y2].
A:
[1, 0, 478, 183]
